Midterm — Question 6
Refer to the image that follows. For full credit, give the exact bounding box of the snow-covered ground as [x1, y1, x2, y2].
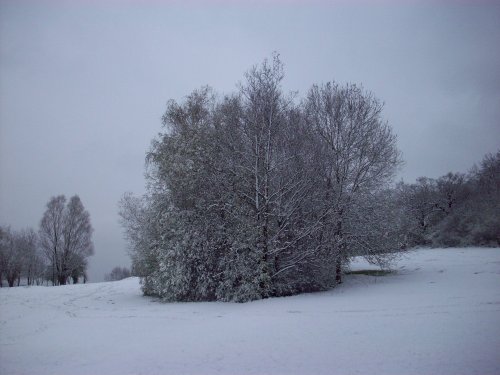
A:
[1, 248, 499, 375]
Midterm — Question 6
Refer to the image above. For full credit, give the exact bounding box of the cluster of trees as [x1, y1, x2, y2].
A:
[0, 195, 94, 287]
[0, 227, 44, 287]
[396, 151, 500, 248]
[104, 266, 131, 281]
[120, 55, 404, 302]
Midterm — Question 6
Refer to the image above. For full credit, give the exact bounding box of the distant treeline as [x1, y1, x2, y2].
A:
[396, 151, 500, 248]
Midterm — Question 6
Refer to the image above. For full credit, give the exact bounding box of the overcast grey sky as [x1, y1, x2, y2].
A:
[1, 1, 499, 282]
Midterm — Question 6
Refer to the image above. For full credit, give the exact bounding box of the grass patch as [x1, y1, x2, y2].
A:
[346, 269, 393, 276]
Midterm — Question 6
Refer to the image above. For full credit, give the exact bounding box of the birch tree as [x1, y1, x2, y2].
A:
[237, 53, 297, 297]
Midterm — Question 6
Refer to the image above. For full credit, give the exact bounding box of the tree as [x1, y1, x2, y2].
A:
[0, 227, 42, 287]
[17, 228, 45, 286]
[304, 81, 402, 282]
[70, 255, 88, 284]
[396, 178, 440, 246]
[0, 226, 7, 287]
[104, 266, 131, 282]
[39, 195, 94, 285]
[119, 193, 152, 279]
[469, 151, 500, 245]
[0, 226, 22, 287]
[435, 172, 467, 215]
[437, 151, 500, 247]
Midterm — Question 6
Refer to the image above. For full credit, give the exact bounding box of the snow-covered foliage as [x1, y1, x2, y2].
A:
[120, 55, 403, 302]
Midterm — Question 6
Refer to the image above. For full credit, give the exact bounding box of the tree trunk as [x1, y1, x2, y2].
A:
[335, 257, 342, 284]
[335, 210, 344, 284]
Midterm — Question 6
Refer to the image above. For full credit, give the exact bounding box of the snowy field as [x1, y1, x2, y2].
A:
[1, 248, 499, 375]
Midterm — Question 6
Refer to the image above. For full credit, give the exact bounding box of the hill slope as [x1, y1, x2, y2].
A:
[1, 248, 500, 375]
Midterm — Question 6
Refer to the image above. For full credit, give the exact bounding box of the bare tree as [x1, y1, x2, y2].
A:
[70, 255, 88, 284]
[396, 177, 441, 246]
[39, 195, 94, 285]
[39, 195, 65, 285]
[0, 226, 45, 287]
[435, 173, 467, 215]
[18, 228, 44, 286]
[305, 82, 402, 282]
[0, 226, 22, 287]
